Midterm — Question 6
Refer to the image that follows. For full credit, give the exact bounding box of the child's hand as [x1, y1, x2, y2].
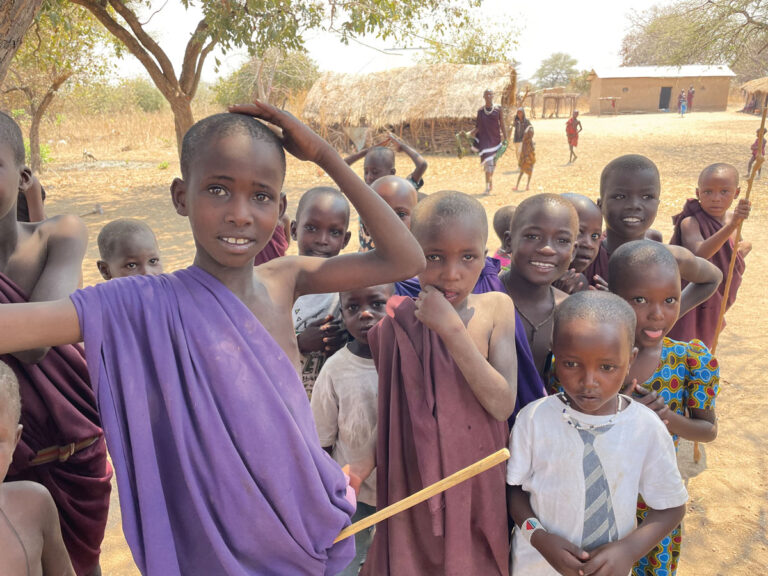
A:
[631, 381, 671, 426]
[733, 198, 751, 223]
[228, 101, 332, 164]
[532, 531, 589, 576]
[297, 315, 346, 354]
[581, 541, 633, 576]
[557, 269, 584, 294]
[414, 286, 464, 336]
[386, 132, 404, 152]
[587, 275, 609, 292]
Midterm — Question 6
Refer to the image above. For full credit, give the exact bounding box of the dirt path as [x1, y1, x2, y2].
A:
[41, 109, 767, 575]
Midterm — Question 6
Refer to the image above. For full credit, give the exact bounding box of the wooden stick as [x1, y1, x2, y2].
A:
[693, 95, 768, 465]
[334, 448, 510, 543]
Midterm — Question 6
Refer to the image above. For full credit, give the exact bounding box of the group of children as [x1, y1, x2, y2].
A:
[0, 100, 752, 576]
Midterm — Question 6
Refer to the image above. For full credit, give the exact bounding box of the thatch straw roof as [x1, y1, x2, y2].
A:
[302, 63, 516, 128]
[741, 77, 768, 93]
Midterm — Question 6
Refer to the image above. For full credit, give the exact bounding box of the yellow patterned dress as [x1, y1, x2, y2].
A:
[633, 338, 719, 576]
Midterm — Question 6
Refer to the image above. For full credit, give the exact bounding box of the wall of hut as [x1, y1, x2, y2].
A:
[589, 76, 731, 114]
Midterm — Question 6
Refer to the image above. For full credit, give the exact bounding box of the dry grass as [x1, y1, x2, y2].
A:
[36, 107, 768, 575]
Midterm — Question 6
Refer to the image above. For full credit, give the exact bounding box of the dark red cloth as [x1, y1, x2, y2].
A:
[668, 198, 745, 347]
[253, 222, 289, 266]
[1, 273, 111, 576]
[362, 296, 509, 576]
[583, 242, 609, 287]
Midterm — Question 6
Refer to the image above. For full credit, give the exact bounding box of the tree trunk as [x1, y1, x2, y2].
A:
[0, 0, 44, 86]
[29, 73, 71, 172]
[169, 96, 195, 155]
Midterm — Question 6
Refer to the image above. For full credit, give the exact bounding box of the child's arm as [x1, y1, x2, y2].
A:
[581, 504, 686, 576]
[387, 132, 428, 184]
[633, 384, 718, 442]
[22, 172, 46, 222]
[343, 147, 369, 166]
[507, 484, 589, 576]
[415, 288, 517, 421]
[230, 102, 425, 296]
[12, 215, 86, 363]
[498, 108, 508, 142]
[36, 484, 77, 576]
[0, 299, 82, 355]
[679, 198, 751, 259]
[665, 244, 722, 316]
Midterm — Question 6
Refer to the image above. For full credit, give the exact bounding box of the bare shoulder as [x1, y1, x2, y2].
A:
[1, 481, 53, 519]
[470, 290, 515, 310]
[33, 214, 87, 242]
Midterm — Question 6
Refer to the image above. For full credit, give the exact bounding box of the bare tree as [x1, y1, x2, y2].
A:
[0, 0, 44, 85]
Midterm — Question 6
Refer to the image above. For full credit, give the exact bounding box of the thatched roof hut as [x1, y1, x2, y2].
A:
[302, 63, 516, 153]
[740, 77, 768, 113]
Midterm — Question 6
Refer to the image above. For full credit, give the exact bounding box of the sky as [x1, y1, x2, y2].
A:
[114, 0, 663, 83]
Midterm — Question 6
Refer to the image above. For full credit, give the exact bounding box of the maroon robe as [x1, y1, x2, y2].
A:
[668, 198, 745, 347]
[254, 222, 289, 266]
[362, 296, 509, 576]
[1, 273, 111, 576]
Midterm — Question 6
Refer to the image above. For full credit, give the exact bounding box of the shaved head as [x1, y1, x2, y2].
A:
[561, 193, 601, 217]
[411, 190, 488, 242]
[608, 239, 679, 291]
[510, 193, 578, 235]
[0, 361, 20, 425]
[555, 291, 636, 349]
[295, 186, 350, 225]
[698, 163, 739, 187]
[371, 175, 417, 206]
[600, 155, 660, 199]
[492, 205, 516, 243]
[98, 219, 157, 260]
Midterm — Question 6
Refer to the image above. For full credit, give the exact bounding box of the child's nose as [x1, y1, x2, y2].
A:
[226, 196, 253, 227]
[537, 242, 556, 255]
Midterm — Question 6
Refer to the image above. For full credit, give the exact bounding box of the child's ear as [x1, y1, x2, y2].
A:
[290, 220, 298, 241]
[18, 166, 32, 194]
[278, 193, 287, 219]
[97, 260, 112, 281]
[629, 346, 639, 367]
[503, 230, 513, 253]
[596, 197, 602, 208]
[14, 424, 22, 448]
[733, 187, 741, 199]
[695, 187, 701, 201]
[342, 230, 351, 248]
[170, 178, 188, 216]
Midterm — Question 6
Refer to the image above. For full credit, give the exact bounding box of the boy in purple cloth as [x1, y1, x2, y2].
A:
[668, 163, 751, 347]
[0, 102, 426, 576]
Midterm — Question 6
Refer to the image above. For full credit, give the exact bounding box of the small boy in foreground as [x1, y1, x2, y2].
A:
[290, 187, 352, 396]
[507, 291, 687, 576]
[96, 218, 163, 280]
[0, 362, 75, 576]
[668, 163, 751, 347]
[0, 103, 425, 575]
[311, 283, 394, 576]
[362, 191, 518, 576]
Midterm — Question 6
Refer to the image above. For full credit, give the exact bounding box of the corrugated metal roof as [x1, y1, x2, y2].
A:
[591, 65, 735, 79]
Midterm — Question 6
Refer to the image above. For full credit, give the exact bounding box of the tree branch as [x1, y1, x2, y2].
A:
[188, 39, 217, 98]
[179, 18, 211, 95]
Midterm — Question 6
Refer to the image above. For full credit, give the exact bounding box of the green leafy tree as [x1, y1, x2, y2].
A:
[0, 0, 44, 86]
[533, 52, 578, 88]
[3, 0, 110, 170]
[214, 49, 319, 109]
[621, 1, 768, 82]
[69, 0, 479, 154]
[421, 14, 518, 65]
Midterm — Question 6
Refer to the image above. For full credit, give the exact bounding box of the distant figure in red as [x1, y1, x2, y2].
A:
[565, 110, 582, 163]
[748, 129, 766, 179]
[687, 85, 695, 112]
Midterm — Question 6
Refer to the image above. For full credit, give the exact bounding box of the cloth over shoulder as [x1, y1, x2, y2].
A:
[362, 295, 509, 576]
[70, 267, 354, 576]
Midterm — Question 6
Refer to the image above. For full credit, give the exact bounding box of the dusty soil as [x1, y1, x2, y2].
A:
[39, 108, 767, 575]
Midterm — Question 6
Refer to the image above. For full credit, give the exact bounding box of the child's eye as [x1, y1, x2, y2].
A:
[612, 193, 625, 200]
[642, 194, 657, 200]
[462, 254, 476, 261]
[304, 225, 316, 232]
[347, 304, 359, 312]
[397, 211, 408, 219]
[149, 258, 160, 265]
[208, 185, 227, 196]
[372, 301, 386, 308]
[563, 361, 578, 368]
[125, 262, 138, 269]
[665, 297, 677, 304]
[590, 233, 601, 241]
[632, 296, 647, 304]
[426, 254, 441, 262]
[254, 192, 270, 202]
[600, 364, 616, 372]
[557, 237, 572, 244]
[524, 233, 539, 240]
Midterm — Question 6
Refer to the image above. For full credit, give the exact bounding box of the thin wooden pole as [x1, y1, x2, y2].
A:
[693, 95, 767, 465]
[334, 448, 510, 543]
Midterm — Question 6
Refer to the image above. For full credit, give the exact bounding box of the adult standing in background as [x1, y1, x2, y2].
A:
[472, 88, 507, 195]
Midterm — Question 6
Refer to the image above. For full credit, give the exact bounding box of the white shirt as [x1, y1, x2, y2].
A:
[292, 293, 340, 395]
[506, 395, 688, 576]
[311, 345, 378, 506]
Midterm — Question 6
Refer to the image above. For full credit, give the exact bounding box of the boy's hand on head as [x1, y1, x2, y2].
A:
[733, 198, 751, 223]
[532, 531, 589, 576]
[581, 541, 633, 576]
[414, 286, 464, 336]
[386, 132, 404, 151]
[631, 381, 671, 426]
[228, 101, 331, 164]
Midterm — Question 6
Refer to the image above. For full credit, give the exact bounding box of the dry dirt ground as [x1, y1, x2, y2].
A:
[38, 108, 767, 575]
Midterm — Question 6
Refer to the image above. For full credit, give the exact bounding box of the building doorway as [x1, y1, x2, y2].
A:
[659, 87, 672, 110]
